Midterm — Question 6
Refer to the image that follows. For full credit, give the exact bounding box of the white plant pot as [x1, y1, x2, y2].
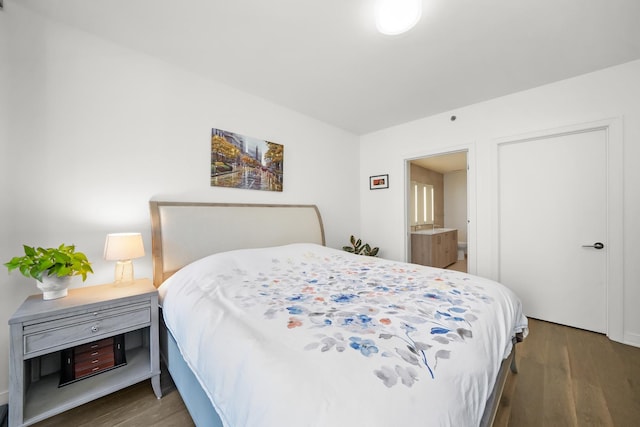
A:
[37, 273, 72, 300]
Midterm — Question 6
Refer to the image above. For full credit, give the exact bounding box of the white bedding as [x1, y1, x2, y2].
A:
[159, 243, 528, 427]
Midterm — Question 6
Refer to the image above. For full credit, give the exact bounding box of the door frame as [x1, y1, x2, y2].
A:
[404, 143, 476, 274]
[491, 118, 624, 342]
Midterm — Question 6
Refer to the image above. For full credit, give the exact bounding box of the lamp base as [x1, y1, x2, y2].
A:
[114, 260, 135, 286]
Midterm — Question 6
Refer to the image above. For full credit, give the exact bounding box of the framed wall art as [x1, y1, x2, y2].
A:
[211, 128, 283, 192]
[369, 174, 389, 190]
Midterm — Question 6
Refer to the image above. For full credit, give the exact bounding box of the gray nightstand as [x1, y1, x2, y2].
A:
[8, 279, 161, 427]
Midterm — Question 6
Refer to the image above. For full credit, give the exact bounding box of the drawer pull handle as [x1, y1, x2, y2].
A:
[93, 312, 99, 316]
[91, 359, 99, 364]
[91, 352, 99, 356]
[91, 325, 99, 333]
[92, 367, 100, 372]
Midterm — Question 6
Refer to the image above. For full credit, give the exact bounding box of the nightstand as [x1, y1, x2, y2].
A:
[8, 279, 161, 427]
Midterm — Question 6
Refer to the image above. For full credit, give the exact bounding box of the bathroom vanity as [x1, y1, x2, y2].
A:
[411, 228, 458, 268]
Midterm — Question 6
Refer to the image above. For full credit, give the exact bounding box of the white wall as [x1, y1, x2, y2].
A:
[360, 60, 640, 347]
[0, 4, 360, 403]
[443, 170, 467, 243]
[0, 6, 8, 232]
[0, 2, 12, 409]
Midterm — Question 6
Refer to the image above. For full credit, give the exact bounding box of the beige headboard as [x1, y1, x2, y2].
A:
[149, 201, 326, 287]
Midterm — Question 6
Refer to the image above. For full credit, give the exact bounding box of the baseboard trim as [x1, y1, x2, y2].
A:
[624, 332, 640, 348]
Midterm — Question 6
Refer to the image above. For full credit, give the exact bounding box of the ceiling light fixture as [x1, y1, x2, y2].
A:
[375, 0, 422, 35]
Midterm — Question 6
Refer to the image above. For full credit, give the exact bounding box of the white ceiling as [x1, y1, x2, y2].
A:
[18, 0, 640, 135]
[411, 151, 467, 174]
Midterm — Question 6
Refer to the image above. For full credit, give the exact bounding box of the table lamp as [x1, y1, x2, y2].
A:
[103, 232, 145, 284]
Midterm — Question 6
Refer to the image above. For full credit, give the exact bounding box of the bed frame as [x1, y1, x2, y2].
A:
[149, 201, 517, 426]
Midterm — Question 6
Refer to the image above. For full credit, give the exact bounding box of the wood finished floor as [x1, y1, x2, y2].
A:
[446, 256, 467, 273]
[494, 318, 640, 426]
[31, 369, 194, 427]
[31, 318, 640, 426]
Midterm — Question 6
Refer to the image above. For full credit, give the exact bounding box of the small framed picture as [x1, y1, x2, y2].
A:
[369, 174, 389, 190]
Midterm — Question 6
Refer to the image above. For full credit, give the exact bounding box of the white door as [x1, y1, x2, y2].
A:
[498, 128, 607, 333]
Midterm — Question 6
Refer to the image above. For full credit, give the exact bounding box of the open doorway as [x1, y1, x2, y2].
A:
[406, 150, 469, 273]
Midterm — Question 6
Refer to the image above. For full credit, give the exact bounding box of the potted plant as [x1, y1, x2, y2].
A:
[4, 244, 93, 300]
[342, 235, 379, 257]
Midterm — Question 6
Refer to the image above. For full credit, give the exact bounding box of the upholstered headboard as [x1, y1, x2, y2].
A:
[149, 201, 325, 287]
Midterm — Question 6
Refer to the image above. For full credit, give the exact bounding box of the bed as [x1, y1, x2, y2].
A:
[150, 201, 527, 427]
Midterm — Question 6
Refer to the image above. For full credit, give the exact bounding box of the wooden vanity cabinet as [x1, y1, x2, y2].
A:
[411, 229, 458, 268]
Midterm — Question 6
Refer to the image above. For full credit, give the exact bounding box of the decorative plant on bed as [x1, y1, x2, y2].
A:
[342, 235, 379, 257]
[4, 244, 93, 300]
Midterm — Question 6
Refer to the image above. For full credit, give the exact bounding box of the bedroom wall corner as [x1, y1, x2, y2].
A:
[0, 2, 360, 400]
[0, 0, 10, 407]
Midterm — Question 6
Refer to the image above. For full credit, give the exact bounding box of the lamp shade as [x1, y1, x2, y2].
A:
[104, 233, 145, 261]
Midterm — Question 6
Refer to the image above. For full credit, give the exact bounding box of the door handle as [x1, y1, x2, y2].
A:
[581, 242, 604, 250]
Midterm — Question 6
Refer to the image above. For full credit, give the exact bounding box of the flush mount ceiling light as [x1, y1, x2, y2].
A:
[375, 0, 422, 35]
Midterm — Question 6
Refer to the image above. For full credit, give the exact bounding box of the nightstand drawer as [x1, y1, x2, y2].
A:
[24, 306, 150, 356]
[74, 339, 114, 363]
[74, 354, 115, 377]
[74, 336, 114, 356]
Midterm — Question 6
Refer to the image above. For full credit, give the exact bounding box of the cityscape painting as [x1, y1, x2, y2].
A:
[211, 128, 284, 192]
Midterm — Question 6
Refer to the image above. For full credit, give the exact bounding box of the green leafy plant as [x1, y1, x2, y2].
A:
[4, 244, 93, 282]
[342, 235, 379, 257]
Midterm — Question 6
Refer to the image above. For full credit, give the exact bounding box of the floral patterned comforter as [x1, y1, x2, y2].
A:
[159, 243, 528, 427]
